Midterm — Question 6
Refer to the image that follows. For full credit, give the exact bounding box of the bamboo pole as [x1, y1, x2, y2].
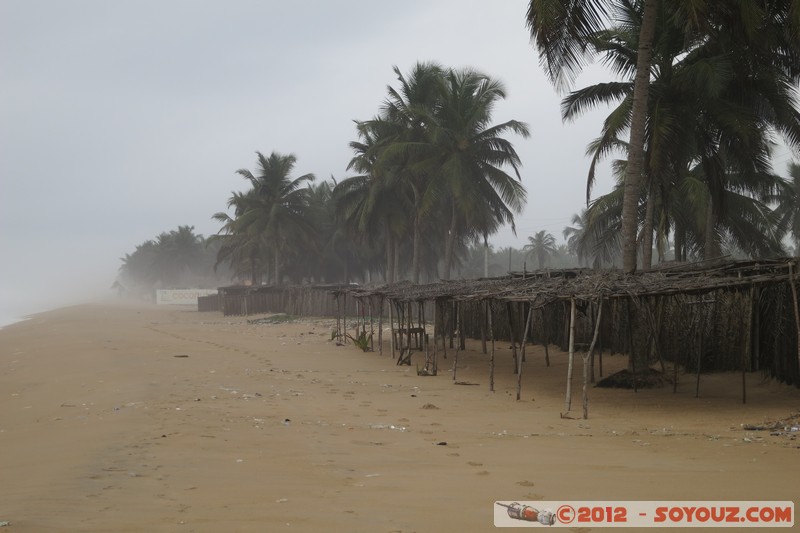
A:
[565, 297, 577, 412]
[516, 304, 534, 401]
[369, 299, 374, 352]
[583, 298, 604, 419]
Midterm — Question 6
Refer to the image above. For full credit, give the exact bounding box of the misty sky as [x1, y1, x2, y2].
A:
[2, 1, 794, 323]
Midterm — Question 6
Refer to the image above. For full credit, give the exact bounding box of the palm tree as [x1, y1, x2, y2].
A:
[523, 230, 558, 269]
[336, 120, 411, 283]
[528, 0, 800, 271]
[151, 225, 205, 286]
[352, 63, 529, 282]
[561, 0, 800, 266]
[212, 152, 315, 286]
[527, 0, 659, 272]
[773, 162, 800, 254]
[413, 67, 529, 280]
[372, 62, 446, 283]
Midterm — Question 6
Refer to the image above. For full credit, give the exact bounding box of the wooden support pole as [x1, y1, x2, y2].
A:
[369, 299, 375, 352]
[788, 261, 800, 378]
[742, 289, 754, 405]
[432, 300, 438, 371]
[488, 300, 495, 392]
[627, 298, 638, 393]
[696, 309, 704, 398]
[336, 294, 342, 343]
[540, 307, 550, 367]
[405, 300, 413, 365]
[480, 302, 487, 355]
[752, 288, 760, 371]
[378, 297, 384, 355]
[389, 299, 395, 359]
[516, 303, 535, 401]
[452, 302, 461, 381]
[442, 302, 448, 360]
[507, 302, 518, 374]
[565, 297, 577, 412]
[583, 298, 604, 419]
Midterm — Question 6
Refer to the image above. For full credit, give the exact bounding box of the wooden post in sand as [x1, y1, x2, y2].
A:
[540, 307, 550, 367]
[369, 299, 375, 352]
[583, 298, 604, 419]
[627, 298, 638, 394]
[452, 301, 461, 381]
[507, 303, 518, 374]
[488, 300, 495, 392]
[741, 289, 753, 404]
[378, 297, 384, 355]
[336, 294, 342, 343]
[516, 304, 534, 401]
[389, 299, 395, 359]
[788, 261, 800, 379]
[565, 297, 577, 412]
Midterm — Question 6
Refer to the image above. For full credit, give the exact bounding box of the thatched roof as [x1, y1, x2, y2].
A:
[337, 258, 798, 305]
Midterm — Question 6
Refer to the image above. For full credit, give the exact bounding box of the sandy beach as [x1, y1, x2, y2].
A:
[0, 302, 797, 532]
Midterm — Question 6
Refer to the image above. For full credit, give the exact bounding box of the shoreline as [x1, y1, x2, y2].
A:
[1, 303, 797, 532]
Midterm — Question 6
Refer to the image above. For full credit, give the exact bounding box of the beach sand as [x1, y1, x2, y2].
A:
[0, 302, 797, 532]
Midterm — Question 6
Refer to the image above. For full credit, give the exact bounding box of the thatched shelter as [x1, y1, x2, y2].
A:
[334, 258, 800, 416]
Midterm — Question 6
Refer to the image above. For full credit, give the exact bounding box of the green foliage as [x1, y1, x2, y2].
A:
[346, 331, 372, 352]
[118, 226, 228, 293]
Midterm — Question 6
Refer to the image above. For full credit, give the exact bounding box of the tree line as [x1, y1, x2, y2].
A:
[119, 1, 800, 290]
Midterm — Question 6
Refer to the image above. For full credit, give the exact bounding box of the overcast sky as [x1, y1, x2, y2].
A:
[2, 1, 794, 323]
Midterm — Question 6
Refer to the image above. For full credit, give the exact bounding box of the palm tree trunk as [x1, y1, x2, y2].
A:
[443, 199, 458, 280]
[274, 245, 281, 286]
[385, 228, 395, 283]
[674, 219, 685, 262]
[483, 234, 489, 277]
[642, 182, 656, 271]
[250, 251, 257, 286]
[410, 183, 421, 284]
[621, 0, 659, 273]
[704, 200, 721, 260]
[412, 215, 421, 283]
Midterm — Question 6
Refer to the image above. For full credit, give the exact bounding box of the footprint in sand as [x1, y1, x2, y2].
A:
[516, 480, 536, 487]
[476, 470, 490, 476]
[466, 461, 483, 467]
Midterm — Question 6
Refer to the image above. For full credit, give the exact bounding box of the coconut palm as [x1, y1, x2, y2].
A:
[561, 0, 800, 265]
[413, 67, 529, 280]
[527, 0, 660, 272]
[773, 162, 800, 253]
[528, 0, 800, 271]
[336, 119, 411, 283]
[212, 152, 315, 286]
[370, 62, 446, 283]
[523, 230, 558, 269]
